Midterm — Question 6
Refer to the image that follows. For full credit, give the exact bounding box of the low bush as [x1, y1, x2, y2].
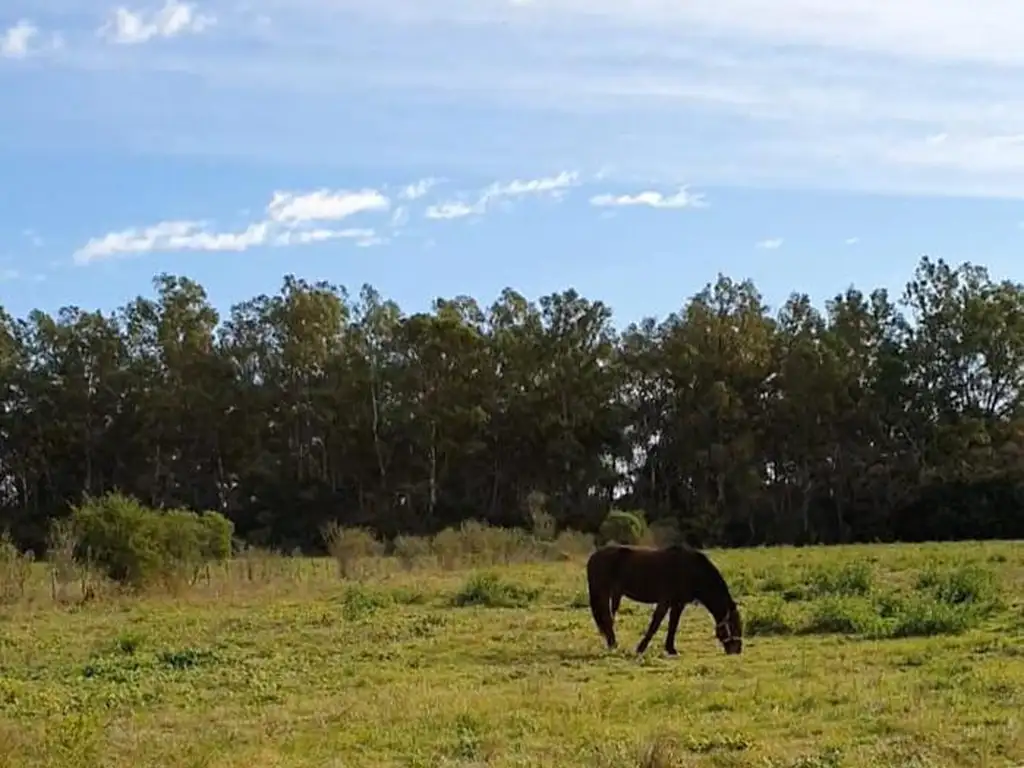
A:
[879, 594, 975, 639]
[915, 563, 1002, 613]
[70, 492, 233, 589]
[0, 531, 33, 603]
[800, 596, 882, 636]
[744, 596, 795, 636]
[450, 571, 541, 608]
[321, 523, 385, 579]
[597, 509, 647, 546]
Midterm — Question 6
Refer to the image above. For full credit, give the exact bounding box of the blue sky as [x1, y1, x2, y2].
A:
[4, 0, 1024, 326]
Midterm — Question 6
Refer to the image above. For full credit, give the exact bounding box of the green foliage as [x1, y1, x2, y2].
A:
[878, 594, 975, 639]
[915, 563, 1003, 612]
[340, 585, 392, 621]
[744, 596, 795, 636]
[800, 596, 882, 636]
[69, 492, 233, 588]
[0, 531, 33, 604]
[806, 561, 874, 598]
[597, 509, 647, 546]
[450, 571, 541, 608]
[4, 256, 1024, 552]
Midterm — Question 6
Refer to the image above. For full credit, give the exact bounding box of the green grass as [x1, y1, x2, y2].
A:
[2, 540, 1024, 766]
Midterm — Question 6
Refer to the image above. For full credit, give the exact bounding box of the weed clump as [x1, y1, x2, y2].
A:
[806, 561, 874, 598]
[879, 595, 974, 639]
[0, 531, 33, 603]
[744, 596, 795, 636]
[801, 596, 882, 636]
[450, 571, 540, 608]
[915, 563, 1002, 613]
[340, 585, 391, 621]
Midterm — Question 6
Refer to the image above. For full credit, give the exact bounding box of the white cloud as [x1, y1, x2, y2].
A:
[845, 236, 859, 245]
[390, 207, 410, 227]
[399, 178, 439, 200]
[73, 187, 390, 264]
[266, 188, 389, 223]
[1, 20, 37, 58]
[756, 237, 783, 249]
[99, 0, 215, 45]
[426, 171, 578, 220]
[589, 187, 706, 209]
[0, 268, 19, 282]
[425, 201, 479, 220]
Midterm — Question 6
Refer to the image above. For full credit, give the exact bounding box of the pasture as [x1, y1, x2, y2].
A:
[1, 536, 1023, 767]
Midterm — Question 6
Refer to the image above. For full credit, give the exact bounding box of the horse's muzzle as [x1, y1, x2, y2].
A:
[723, 639, 742, 655]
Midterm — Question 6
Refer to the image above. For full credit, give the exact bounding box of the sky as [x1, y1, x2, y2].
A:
[4, 0, 1024, 327]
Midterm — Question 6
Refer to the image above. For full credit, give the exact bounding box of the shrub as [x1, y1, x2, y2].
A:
[597, 509, 647, 546]
[431, 527, 464, 570]
[392, 534, 432, 570]
[70, 492, 233, 589]
[524, 491, 557, 542]
[321, 523, 384, 579]
[0, 531, 33, 603]
[450, 571, 540, 608]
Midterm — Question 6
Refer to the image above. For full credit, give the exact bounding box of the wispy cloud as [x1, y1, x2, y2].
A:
[73, 188, 387, 264]
[756, 237, 783, 250]
[98, 0, 215, 45]
[1, 20, 36, 59]
[425, 171, 578, 220]
[266, 189, 388, 224]
[399, 178, 440, 201]
[845, 236, 859, 245]
[589, 187, 707, 209]
[0, 19, 60, 58]
[14, 1, 1024, 196]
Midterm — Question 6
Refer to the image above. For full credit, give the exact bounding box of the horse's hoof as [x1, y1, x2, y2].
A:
[665, 648, 678, 656]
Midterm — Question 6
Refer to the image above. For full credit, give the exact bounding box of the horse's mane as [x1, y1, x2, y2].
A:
[670, 543, 736, 608]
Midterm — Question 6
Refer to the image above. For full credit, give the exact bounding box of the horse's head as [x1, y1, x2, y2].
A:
[688, 548, 744, 655]
[714, 605, 743, 655]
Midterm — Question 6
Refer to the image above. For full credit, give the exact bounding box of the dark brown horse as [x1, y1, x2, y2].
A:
[586, 543, 743, 656]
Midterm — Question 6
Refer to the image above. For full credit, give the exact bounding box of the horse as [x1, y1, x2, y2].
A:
[585, 543, 743, 656]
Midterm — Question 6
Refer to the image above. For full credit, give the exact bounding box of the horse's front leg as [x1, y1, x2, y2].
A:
[635, 601, 669, 655]
[664, 603, 685, 656]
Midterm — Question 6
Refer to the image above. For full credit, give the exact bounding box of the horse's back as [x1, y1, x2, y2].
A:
[587, 543, 683, 604]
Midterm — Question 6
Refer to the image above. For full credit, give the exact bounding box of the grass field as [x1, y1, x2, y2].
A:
[1, 538, 1023, 767]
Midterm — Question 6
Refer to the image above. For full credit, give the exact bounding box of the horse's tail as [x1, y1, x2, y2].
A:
[586, 547, 624, 647]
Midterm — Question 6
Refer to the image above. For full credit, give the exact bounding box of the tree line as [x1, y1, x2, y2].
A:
[2, 255, 1024, 553]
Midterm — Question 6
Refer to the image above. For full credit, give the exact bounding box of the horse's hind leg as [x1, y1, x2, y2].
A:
[635, 601, 670, 655]
[664, 603, 685, 656]
[610, 589, 622, 617]
[588, 580, 617, 649]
